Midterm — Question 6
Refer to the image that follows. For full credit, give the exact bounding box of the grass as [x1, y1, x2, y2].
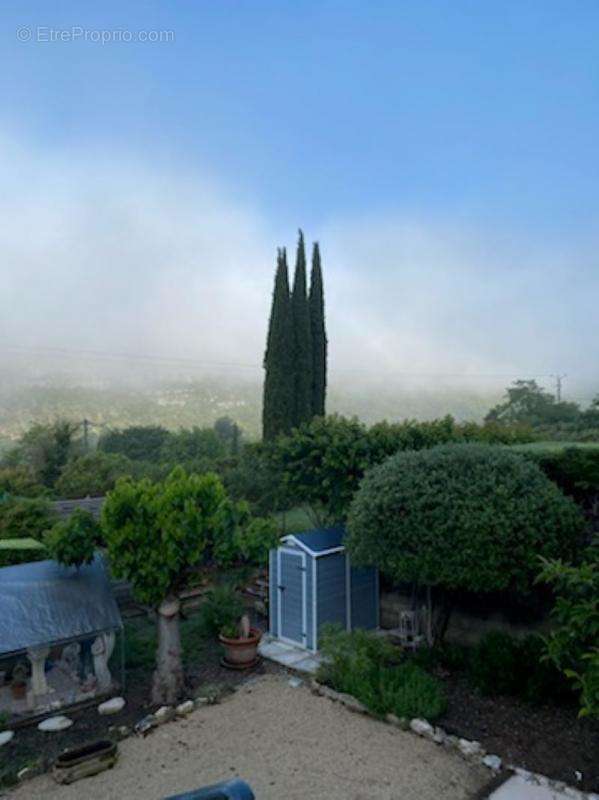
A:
[511, 441, 599, 453]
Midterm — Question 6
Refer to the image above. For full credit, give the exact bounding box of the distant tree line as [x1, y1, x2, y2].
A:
[262, 230, 327, 440]
[486, 379, 599, 439]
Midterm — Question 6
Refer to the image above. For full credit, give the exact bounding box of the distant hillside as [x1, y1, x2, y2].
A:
[0, 374, 503, 451]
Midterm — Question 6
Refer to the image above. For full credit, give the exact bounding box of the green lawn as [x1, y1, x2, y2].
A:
[511, 441, 599, 454]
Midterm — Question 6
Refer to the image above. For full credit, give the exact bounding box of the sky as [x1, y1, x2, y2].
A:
[2, 1, 599, 402]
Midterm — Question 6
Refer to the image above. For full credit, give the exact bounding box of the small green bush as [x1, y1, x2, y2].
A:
[0, 496, 57, 566]
[468, 631, 572, 704]
[469, 631, 521, 695]
[318, 625, 447, 721]
[198, 584, 244, 637]
[44, 508, 100, 567]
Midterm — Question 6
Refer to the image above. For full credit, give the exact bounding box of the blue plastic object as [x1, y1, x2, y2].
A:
[164, 778, 255, 800]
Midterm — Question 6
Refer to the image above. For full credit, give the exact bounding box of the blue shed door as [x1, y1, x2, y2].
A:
[278, 548, 306, 647]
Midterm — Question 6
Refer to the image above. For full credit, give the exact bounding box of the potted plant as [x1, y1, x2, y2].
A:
[219, 612, 262, 670]
[10, 662, 28, 700]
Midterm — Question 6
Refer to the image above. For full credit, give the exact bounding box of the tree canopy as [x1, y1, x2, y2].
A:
[45, 508, 100, 568]
[346, 443, 586, 594]
[269, 415, 535, 523]
[102, 467, 225, 607]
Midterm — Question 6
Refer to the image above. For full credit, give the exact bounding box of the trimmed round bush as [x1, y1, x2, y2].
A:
[347, 443, 586, 594]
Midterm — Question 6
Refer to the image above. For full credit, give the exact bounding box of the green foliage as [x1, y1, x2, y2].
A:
[271, 415, 535, 523]
[539, 546, 599, 718]
[212, 499, 279, 567]
[309, 241, 327, 417]
[0, 496, 57, 566]
[486, 380, 581, 427]
[262, 248, 294, 440]
[160, 427, 227, 471]
[44, 508, 100, 567]
[468, 631, 572, 704]
[222, 442, 287, 515]
[55, 451, 135, 498]
[347, 444, 586, 595]
[318, 625, 446, 721]
[213, 417, 242, 455]
[99, 425, 170, 462]
[532, 446, 599, 513]
[237, 516, 279, 565]
[198, 584, 244, 637]
[212, 498, 252, 567]
[271, 415, 375, 522]
[0, 466, 47, 498]
[291, 230, 313, 428]
[102, 468, 226, 607]
[487, 380, 599, 439]
[469, 631, 521, 695]
[4, 419, 79, 488]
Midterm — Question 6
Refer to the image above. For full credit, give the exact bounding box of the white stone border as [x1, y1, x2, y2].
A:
[309, 679, 598, 800]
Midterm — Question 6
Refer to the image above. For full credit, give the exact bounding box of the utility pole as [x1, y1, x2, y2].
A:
[552, 374, 567, 403]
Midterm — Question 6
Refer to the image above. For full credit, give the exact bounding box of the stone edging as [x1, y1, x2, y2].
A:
[309, 679, 598, 800]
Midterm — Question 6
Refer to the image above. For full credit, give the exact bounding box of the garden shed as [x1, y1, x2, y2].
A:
[0, 555, 123, 722]
[269, 526, 379, 652]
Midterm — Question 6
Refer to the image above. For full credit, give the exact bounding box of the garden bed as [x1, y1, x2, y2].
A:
[438, 673, 599, 793]
[0, 612, 277, 789]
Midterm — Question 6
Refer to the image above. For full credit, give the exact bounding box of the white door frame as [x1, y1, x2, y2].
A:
[277, 547, 307, 649]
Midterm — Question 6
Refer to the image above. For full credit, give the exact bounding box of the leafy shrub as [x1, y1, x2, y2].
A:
[236, 517, 279, 565]
[469, 631, 521, 695]
[198, 584, 244, 637]
[0, 496, 57, 566]
[318, 625, 446, 721]
[468, 631, 572, 704]
[269, 415, 535, 522]
[44, 508, 100, 567]
[539, 545, 599, 718]
[99, 426, 171, 462]
[0, 466, 47, 498]
[212, 499, 279, 568]
[55, 452, 135, 498]
[347, 444, 586, 644]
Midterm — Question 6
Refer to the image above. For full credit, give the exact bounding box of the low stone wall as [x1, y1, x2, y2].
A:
[380, 592, 547, 646]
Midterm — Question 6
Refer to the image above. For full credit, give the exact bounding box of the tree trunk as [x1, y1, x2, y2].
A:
[152, 596, 183, 705]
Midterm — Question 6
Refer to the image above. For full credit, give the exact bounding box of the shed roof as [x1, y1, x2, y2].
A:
[0, 555, 122, 656]
[283, 525, 346, 556]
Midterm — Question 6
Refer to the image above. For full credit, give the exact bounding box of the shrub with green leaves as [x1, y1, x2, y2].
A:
[539, 545, 599, 718]
[44, 508, 100, 568]
[198, 584, 244, 637]
[464, 631, 571, 704]
[317, 625, 447, 721]
[0, 496, 57, 566]
[347, 445, 586, 642]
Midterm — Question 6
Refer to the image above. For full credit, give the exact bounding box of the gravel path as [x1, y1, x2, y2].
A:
[6, 675, 489, 800]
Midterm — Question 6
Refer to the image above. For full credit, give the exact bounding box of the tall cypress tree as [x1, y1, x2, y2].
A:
[309, 241, 327, 417]
[262, 248, 294, 440]
[291, 230, 313, 427]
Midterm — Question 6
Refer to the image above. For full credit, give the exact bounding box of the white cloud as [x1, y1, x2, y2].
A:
[1, 134, 598, 400]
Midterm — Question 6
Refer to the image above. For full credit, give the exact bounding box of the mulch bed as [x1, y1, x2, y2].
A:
[438, 673, 599, 792]
[0, 634, 280, 791]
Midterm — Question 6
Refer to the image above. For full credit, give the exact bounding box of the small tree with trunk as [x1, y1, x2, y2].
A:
[347, 444, 586, 644]
[101, 467, 226, 704]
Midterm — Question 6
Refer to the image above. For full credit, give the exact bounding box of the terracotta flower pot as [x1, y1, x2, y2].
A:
[218, 628, 262, 669]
